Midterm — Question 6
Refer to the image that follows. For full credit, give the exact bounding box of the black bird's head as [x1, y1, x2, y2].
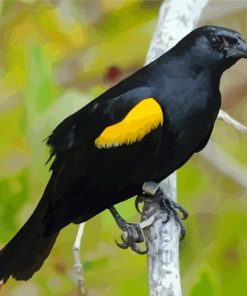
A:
[201, 26, 247, 61]
[173, 25, 247, 75]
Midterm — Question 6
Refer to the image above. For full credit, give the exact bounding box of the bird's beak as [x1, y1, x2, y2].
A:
[226, 41, 247, 59]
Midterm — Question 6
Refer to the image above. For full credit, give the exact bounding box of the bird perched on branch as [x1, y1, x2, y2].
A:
[0, 25, 247, 284]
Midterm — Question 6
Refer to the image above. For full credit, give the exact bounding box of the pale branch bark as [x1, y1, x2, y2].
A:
[0, 279, 3, 291]
[141, 1, 209, 296]
[217, 109, 247, 134]
[73, 223, 87, 296]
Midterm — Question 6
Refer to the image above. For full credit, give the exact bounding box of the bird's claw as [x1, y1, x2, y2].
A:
[115, 223, 148, 255]
[136, 182, 189, 240]
[135, 195, 145, 213]
[153, 189, 188, 240]
[115, 234, 129, 249]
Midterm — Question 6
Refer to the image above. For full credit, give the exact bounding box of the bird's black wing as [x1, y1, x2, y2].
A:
[46, 86, 162, 160]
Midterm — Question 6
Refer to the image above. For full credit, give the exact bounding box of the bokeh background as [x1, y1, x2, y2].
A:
[1, 0, 247, 295]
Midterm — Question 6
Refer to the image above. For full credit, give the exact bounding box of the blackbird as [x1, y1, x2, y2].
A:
[0, 25, 247, 283]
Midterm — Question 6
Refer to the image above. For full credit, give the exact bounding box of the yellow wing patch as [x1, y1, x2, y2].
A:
[95, 98, 163, 149]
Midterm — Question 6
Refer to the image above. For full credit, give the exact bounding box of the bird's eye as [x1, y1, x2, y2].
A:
[210, 34, 221, 47]
[222, 37, 229, 48]
[207, 33, 239, 52]
[211, 36, 219, 43]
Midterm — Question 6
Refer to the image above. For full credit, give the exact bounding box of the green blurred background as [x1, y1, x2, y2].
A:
[0, 0, 247, 295]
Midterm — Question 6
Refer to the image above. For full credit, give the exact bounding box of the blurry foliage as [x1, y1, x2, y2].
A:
[0, 0, 247, 295]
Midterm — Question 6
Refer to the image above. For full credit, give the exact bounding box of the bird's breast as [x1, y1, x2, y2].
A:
[150, 80, 220, 180]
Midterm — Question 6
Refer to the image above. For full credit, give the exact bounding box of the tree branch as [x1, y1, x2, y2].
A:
[218, 109, 247, 134]
[73, 223, 87, 296]
[141, 0, 209, 295]
[0, 279, 3, 291]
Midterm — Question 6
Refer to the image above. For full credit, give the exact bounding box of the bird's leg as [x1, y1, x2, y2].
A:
[109, 206, 148, 254]
[136, 181, 189, 240]
[135, 181, 160, 213]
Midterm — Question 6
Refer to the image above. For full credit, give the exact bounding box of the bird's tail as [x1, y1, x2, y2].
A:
[0, 184, 59, 283]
